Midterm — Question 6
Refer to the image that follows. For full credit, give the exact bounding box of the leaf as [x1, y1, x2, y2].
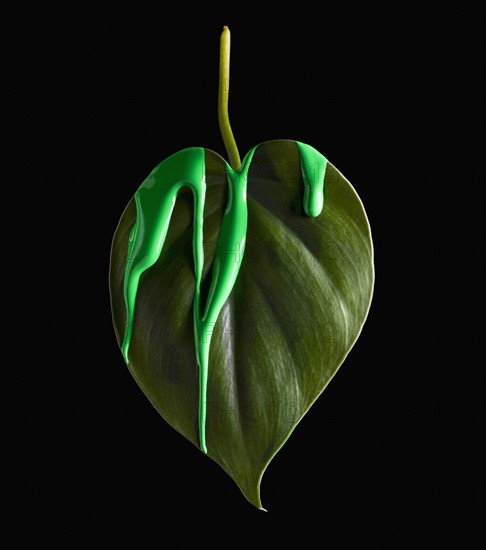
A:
[109, 140, 374, 509]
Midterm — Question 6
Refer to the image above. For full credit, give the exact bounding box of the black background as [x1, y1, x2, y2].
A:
[3, 4, 483, 542]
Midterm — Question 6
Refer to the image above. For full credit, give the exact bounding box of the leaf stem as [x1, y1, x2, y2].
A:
[218, 26, 241, 170]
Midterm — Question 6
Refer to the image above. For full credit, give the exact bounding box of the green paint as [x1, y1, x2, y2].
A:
[121, 141, 327, 453]
[193, 146, 257, 453]
[121, 147, 206, 364]
[296, 141, 327, 217]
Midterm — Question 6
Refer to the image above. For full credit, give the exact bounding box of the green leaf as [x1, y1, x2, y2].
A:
[109, 140, 374, 509]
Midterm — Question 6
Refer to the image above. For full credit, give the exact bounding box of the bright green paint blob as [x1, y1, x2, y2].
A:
[121, 141, 327, 453]
[121, 147, 207, 364]
[194, 146, 257, 453]
[296, 141, 327, 217]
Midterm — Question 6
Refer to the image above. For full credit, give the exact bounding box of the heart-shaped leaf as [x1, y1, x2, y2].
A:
[109, 139, 374, 509]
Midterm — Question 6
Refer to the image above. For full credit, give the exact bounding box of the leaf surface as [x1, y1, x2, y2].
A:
[109, 140, 374, 509]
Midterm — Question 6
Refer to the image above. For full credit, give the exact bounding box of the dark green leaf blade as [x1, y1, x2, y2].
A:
[109, 140, 374, 509]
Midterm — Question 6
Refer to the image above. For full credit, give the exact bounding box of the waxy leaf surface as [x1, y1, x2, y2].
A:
[109, 140, 374, 509]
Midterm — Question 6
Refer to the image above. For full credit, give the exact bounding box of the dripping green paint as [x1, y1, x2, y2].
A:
[121, 141, 327, 454]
